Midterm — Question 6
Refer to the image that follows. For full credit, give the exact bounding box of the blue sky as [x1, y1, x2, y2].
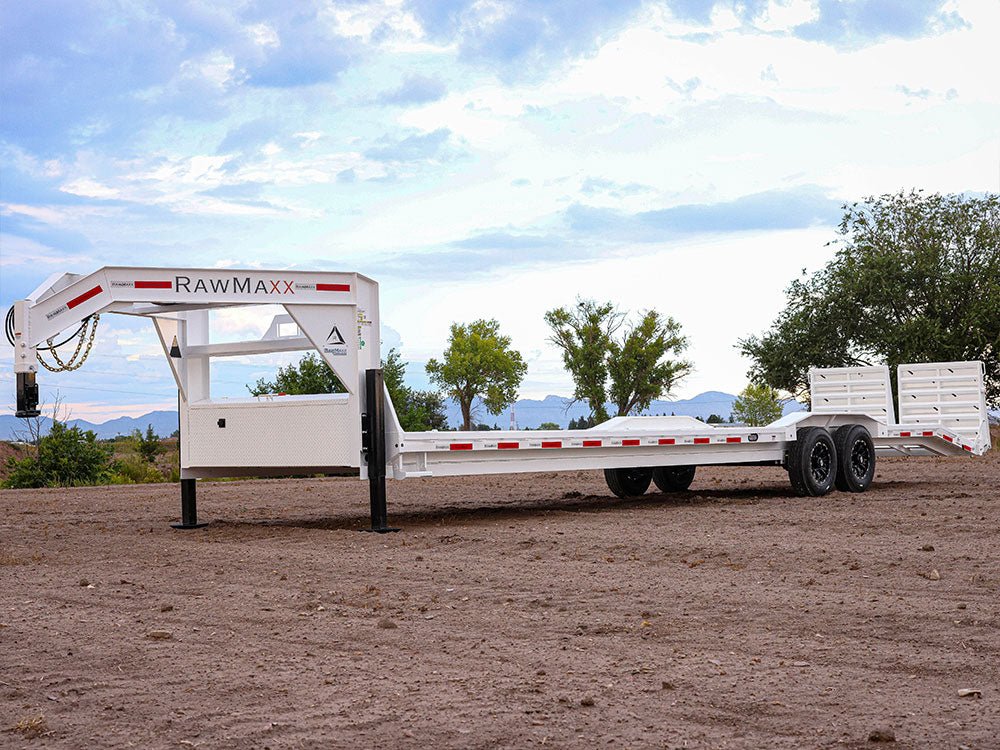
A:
[2, 0, 998, 421]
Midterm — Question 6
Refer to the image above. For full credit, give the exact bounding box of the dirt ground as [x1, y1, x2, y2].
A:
[2, 448, 998, 749]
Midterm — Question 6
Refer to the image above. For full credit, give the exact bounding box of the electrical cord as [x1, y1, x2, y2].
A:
[4, 305, 93, 350]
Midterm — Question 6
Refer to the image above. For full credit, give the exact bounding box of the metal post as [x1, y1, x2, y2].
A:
[363, 368, 399, 533]
[171, 390, 206, 529]
[171, 478, 206, 529]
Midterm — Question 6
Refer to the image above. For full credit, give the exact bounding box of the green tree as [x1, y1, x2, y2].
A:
[740, 191, 1000, 405]
[426, 319, 527, 431]
[546, 301, 691, 420]
[731, 383, 784, 426]
[538, 421, 561, 430]
[607, 311, 691, 416]
[383, 348, 448, 431]
[248, 352, 345, 396]
[706, 413, 726, 424]
[544, 300, 620, 423]
[4, 421, 114, 488]
[248, 348, 448, 430]
[135, 424, 161, 463]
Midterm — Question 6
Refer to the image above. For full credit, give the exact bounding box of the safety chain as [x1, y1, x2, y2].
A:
[36, 315, 100, 372]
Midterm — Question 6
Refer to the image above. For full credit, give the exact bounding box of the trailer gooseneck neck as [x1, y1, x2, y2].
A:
[8, 266, 992, 531]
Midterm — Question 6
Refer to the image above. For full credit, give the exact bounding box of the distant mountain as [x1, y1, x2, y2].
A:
[445, 391, 806, 430]
[0, 394, 807, 440]
[1, 411, 178, 441]
[4, 398, 992, 442]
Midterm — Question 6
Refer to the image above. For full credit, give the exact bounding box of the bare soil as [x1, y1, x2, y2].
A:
[2, 449, 998, 748]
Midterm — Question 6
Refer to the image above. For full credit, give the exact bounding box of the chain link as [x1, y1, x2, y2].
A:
[36, 315, 100, 372]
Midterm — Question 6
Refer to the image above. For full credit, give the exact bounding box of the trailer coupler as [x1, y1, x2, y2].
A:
[15, 371, 40, 418]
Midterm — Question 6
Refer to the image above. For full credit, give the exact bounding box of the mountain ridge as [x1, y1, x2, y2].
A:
[0, 391, 805, 440]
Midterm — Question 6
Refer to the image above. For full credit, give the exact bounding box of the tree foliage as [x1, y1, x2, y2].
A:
[248, 352, 346, 396]
[135, 424, 161, 463]
[568, 416, 596, 430]
[383, 348, 448, 431]
[248, 349, 447, 431]
[4, 421, 114, 488]
[544, 300, 620, 423]
[546, 300, 691, 421]
[732, 383, 784, 426]
[426, 319, 527, 431]
[740, 191, 1000, 405]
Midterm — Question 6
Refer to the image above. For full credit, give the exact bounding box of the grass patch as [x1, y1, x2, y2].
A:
[10, 715, 47, 738]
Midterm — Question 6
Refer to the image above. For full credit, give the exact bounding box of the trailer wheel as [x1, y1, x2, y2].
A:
[604, 467, 653, 498]
[652, 465, 696, 492]
[786, 427, 837, 497]
[833, 424, 875, 492]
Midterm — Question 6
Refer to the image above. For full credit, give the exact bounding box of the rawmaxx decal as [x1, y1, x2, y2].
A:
[175, 276, 295, 294]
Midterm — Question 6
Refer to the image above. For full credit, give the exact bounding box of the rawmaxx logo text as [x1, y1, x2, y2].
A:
[175, 276, 295, 294]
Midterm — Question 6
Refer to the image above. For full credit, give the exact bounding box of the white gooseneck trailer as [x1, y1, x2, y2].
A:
[8, 267, 992, 530]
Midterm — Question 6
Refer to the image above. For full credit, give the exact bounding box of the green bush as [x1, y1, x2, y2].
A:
[4, 421, 114, 488]
[111, 453, 166, 484]
[135, 425, 161, 463]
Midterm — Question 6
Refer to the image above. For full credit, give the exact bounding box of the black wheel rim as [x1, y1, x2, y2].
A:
[624, 469, 647, 484]
[809, 440, 832, 483]
[850, 438, 870, 479]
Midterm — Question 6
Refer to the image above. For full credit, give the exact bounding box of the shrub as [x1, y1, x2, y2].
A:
[4, 421, 114, 488]
[136, 425, 161, 463]
[111, 453, 166, 484]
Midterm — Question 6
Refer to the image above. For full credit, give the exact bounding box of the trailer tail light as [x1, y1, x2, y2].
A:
[497, 442, 519, 450]
[450, 443, 473, 451]
[582, 440, 602, 447]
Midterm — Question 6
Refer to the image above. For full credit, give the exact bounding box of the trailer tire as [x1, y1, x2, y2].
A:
[652, 465, 696, 492]
[604, 467, 653, 498]
[786, 427, 837, 497]
[833, 424, 875, 492]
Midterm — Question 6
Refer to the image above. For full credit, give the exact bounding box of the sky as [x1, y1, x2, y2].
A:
[1, 0, 999, 422]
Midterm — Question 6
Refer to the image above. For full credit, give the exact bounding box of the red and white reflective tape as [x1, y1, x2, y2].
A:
[316, 283, 351, 292]
[438, 434, 760, 452]
[67, 285, 103, 309]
